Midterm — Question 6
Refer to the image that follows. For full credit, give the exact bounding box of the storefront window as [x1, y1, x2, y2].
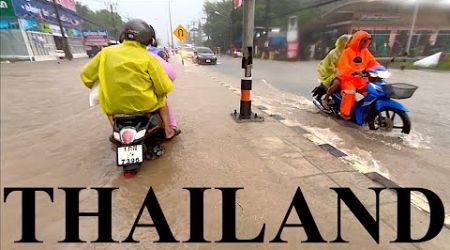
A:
[0, 29, 28, 58]
[26, 31, 56, 57]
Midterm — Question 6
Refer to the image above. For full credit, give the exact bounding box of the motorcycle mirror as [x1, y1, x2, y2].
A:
[353, 56, 362, 63]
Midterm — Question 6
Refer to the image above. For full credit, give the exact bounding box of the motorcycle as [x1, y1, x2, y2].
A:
[312, 65, 418, 134]
[111, 112, 165, 177]
[157, 50, 169, 62]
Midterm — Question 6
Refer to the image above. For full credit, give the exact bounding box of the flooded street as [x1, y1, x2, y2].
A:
[0, 59, 292, 249]
[2, 57, 450, 249]
[203, 56, 450, 210]
[2, 0, 450, 248]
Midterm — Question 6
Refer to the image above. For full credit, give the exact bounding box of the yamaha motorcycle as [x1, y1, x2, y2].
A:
[312, 65, 418, 134]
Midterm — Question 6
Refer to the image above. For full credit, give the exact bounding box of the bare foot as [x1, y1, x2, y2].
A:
[322, 98, 330, 110]
[165, 128, 175, 139]
[165, 127, 181, 141]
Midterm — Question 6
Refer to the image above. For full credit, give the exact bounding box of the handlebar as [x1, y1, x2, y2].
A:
[351, 70, 369, 77]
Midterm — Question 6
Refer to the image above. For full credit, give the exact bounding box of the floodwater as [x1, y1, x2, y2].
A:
[1, 57, 449, 250]
[200, 56, 450, 210]
[0, 60, 212, 249]
[0, 59, 353, 250]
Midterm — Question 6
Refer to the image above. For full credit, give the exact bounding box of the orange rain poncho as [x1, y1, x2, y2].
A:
[81, 40, 173, 115]
[337, 30, 379, 117]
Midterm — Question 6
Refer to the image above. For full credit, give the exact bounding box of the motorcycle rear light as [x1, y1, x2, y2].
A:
[120, 129, 136, 145]
[123, 171, 136, 177]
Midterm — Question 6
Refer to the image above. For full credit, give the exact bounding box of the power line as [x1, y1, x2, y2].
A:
[105, 1, 118, 41]
[274, 0, 344, 18]
[52, 0, 73, 60]
[73, 10, 108, 29]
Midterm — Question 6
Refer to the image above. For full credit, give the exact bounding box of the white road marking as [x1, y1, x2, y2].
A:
[208, 71, 450, 226]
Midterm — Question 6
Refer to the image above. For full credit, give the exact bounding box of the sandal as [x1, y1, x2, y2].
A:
[166, 128, 181, 141]
[321, 98, 330, 110]
[320, 99, 332, 113]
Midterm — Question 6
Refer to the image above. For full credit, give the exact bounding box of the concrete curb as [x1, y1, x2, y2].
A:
[206, 73, 450, 229]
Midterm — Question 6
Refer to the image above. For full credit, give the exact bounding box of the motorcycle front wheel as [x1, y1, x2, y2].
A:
[368, 107, 411, 134]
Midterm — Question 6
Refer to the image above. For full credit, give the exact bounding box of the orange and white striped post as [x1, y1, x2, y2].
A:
[232, 0, 263, 122]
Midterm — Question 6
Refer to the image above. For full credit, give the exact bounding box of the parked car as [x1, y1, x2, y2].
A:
[175, 46, 181, 54]
[232, 48, 242, 58]
[180, 46, 195, 59]
[193, 47, 217, 65]
[55, 49, 65, 59]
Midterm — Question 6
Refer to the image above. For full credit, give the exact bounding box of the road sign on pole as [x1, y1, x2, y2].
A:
[173, 24, 188, 42]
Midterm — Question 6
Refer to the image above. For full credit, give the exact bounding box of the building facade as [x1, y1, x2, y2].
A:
[300, 0, 450, 60]
[0, 0, 85, 61]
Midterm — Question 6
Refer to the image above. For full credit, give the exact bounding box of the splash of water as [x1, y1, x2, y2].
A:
[400, 131, 432, 149]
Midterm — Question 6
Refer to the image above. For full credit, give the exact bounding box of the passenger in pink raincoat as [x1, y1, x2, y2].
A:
[147, 46, 178, 131]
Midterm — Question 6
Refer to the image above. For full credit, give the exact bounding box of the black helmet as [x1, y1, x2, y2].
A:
[121, 19, 156, 46]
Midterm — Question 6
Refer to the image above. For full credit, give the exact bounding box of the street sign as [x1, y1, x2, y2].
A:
[173, 24, 188, 42]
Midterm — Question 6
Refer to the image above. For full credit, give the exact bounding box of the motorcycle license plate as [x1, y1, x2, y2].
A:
[206, 59, 211, 63]
[117, 145, 143, 166]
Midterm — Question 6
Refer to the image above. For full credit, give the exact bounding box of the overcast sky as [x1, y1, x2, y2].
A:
[77, 0, 209, 46]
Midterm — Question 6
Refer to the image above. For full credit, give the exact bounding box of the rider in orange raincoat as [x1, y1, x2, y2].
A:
[336, 30, 380, 119]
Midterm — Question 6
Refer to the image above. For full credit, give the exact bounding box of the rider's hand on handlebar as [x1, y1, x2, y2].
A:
[352, 70, 368, 77]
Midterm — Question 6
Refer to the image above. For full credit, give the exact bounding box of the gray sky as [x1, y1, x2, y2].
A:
[77, 0, 209, 46]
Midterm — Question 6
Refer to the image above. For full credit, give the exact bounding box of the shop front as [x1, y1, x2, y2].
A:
[0, 0, 31, 60]
[299, 0, 450, 59]
[1, 0, 85, 61]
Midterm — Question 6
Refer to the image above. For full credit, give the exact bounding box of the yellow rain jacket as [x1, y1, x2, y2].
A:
[317, 34, 351, 86]
[80, 40, 173, 115]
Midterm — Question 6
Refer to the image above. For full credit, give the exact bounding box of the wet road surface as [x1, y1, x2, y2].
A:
[201, 56, 450, 210]
[1, 57, 449, 250]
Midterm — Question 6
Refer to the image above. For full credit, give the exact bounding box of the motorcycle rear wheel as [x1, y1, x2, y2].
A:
[368, 107, 411, 134]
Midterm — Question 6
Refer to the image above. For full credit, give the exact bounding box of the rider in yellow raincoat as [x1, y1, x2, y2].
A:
[81, 19, 178, 139]
[317, 34, 351, 109]
[81, 40, 172, 115]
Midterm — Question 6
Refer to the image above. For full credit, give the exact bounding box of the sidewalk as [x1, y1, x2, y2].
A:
[1, 58, 448, 249]
[166, 59, 450, 249]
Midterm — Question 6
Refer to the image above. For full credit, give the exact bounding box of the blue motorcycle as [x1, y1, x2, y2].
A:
[312, 66, 418, 134]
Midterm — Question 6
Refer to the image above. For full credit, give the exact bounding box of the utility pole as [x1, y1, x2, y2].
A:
[406, 0, 419, 56]
[198, 19, 202, 46]
[205, 13, 210, 46]
[229, 0, 233, 51]
[168, 0, 174, 48]
[191, 21, 196, 45]
[105, 1, 118, 42]
[231, 0, 263, 122]
[264, 0, 271, 33]
[167, 24, 170, 47]
[52, 0, 73, 60]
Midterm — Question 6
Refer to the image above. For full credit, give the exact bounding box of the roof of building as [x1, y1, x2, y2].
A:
[303, 0, 450, 32]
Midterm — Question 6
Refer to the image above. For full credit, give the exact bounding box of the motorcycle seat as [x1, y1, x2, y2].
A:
[113, 112, 160, 122]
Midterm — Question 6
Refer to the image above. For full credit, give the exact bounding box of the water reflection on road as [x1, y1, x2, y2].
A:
[200, 56, 450, 210]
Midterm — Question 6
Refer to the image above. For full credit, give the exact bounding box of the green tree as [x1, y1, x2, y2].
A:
[75, 2, 125, 40]
[203, 0, 243, 50]
[202, 0, 343, 50]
